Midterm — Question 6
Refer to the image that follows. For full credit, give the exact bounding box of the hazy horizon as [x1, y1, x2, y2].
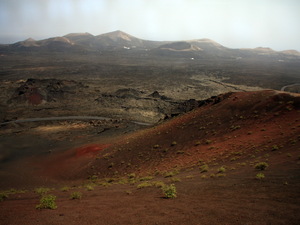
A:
[1, 0, 300, 51]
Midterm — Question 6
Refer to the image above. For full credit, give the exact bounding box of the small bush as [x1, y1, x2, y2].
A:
[70, 192, 82, 200]
[139, 176, 154, 181]
[137, 182, 153, 189]
[170, 177, 181, 182]
[256, 173, 265, 180]
[153, 181, 165, 188]
[127, 173, 136, 179]
[85, 184, 94, 191]
[98, 182, 111, 187]
[216, 173, 226, 177]
[60, 186, 70, 192]
[199, 164, 209, 173]
[161, 184, 177, 199]
[195, 141, 201, 146]
[164, 170, 179, 178]
[218, 166, 226, 173]
[34, 187, 52, 196]
[0, 192, 8, 202]
[205, 140, 212, 144]
[89, 175, 98, 181]
[36, 195, 57, 210]
[255, 162, 269, 170]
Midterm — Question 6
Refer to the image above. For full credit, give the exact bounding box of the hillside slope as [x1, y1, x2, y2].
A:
[63, 90, 300, 179]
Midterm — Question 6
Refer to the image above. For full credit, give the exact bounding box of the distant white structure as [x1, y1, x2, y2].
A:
[190, 58, 194, 60]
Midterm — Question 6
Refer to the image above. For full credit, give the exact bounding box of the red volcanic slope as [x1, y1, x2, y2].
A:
[82, 90, 300, 178]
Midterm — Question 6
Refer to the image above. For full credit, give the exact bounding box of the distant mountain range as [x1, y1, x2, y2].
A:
[1, 30, 300, 59]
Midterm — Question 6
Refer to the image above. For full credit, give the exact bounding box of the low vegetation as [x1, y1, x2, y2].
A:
[255, 162, 269, 170]
[164, 169, 179, 178]
[161, 184, 177, 199]
[256, 173, 265, 180]
[36, 195, 57, 210]
[70, 192, 82, 200]
[60, 186, 71, 192]
[199, 164, 209, 173]
[218, 166, 226, 173]
[34, 187, 52, 196]
[137, 181, 153, 189]
[0, 192, 8, 202]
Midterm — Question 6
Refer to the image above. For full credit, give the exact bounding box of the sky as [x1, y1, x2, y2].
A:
[0, 0, 300, 51]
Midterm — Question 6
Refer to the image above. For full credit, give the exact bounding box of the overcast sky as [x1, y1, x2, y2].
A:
[0, 0, 299, 51]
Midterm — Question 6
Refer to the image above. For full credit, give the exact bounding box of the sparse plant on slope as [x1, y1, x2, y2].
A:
[171, 141, 177, 146]
[0, 192, 8, 202]
[85, 184, 95, 191]
[256, 173, 265, 180]
[153, 181, 165, 188]
[60, 186, 71, 192]
[170, 177, 181, 182]
[161, 184, 177, 199]
[218, 166, 226, 173]
[255, 162, 269, 170]
[137, 181, 153, 189]
[36, 195, 57, 209]
[139, 176, 154, 181]
[70, 192, 82, 200]
[34, 187, 52, 196]
[164, 169, 179, 178]
[199, 164, 209, 173]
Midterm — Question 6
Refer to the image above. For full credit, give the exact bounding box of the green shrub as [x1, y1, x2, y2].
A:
[201, 175, 207, 179]
[0, 192, 8, 202]
[164, 170, 179, 178]
[60, 186, 70, 192]
[127, 173, 136, 179]
[34, 187, 51, 196]
[170, 177, 181, 182]
[218, 166, 226, 173]
[199, 164, 209, 173]
[195, 141, 201, 146]
[139, 176, 154, 181]
[161, 184, 177, 199]
[70, 192, 82, 200]
[205, 140, 212, 144]
[89, 175, 98, 181]
[255, 162, 269, 170]
[137, 182, 153, 189]
[85, 184, 94, 191]
[36, 195, 57, 209]
[256, 173, 265, 180]
[97, 182, 111, 187]
[171, 141, 177, 146]
[216, 173, 226, 177]
[153, 181, 165, 188]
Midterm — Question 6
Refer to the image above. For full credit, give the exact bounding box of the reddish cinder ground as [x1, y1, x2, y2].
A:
[0, 90, 299, 224]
